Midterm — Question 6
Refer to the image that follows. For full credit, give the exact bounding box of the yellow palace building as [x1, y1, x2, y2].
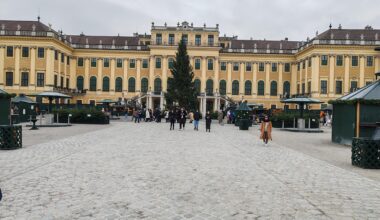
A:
[0, 19, 379, 113]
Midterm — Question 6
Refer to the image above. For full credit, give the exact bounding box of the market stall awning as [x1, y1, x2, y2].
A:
[11, 94, 36, 104]
[97, 99, 118, 104]
[338, 80, 380, 101]
[33, 91, 71, 98]
[236, 102, 252, 111]
[281, 97, 324, 104]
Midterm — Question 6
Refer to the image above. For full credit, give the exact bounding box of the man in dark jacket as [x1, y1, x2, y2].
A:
[193, 110, 200, 130]
[169, 109, 176, 130]
[178, 107, 187, 130]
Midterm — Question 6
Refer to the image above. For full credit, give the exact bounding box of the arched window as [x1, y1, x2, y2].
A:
[232, 80, 239, 95]
[141, 78, 148, 93]
[115, 77, 122, 92]
[154, 78, 162, 93]
[206, 79, 213, 95]
[283, 81, 290, 98]
[128, 77, 135, 92]
[257, 81, 264, 96]
[270, 81, 278, 96]
[102, 76, 110, 91]
[89, 76, 97, 91]
[245, 80, 252, 95]
[76, 76, 84, 91]
[219, 80, 226, 95]
[194, 79, 201, 94]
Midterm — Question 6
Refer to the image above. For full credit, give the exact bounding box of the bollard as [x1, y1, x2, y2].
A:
[308, 118, 311, 129]
[282, 120, 284, 128]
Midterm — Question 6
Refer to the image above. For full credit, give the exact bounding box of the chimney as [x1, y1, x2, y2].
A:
[338, 24, 342, 29]
[285, 37, 288, 41]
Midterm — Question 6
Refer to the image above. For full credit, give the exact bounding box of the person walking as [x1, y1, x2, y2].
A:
[193, 110, 200, 131]
[205, 111, 212, 132]
[178, 107, 187, 130]
[134, 109, 140, 123]
[189, 111, 194, 124]
[165, 110, 169, 123]
[169, 109, 176, 130]
[145, 108, 150, 122]
[260, 115, 272, 146]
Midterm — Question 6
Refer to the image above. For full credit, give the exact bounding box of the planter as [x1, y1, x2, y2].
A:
[239, 119, 250, 130]
[352, 138, 380, 169]
[0, 125, 22, 150]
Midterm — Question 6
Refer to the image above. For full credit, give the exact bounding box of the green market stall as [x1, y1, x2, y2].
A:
[0, 89, 22, 150]
[330, 76, 380, 145]
[11, 94, 37, 123]
[235, 101, 253, 130]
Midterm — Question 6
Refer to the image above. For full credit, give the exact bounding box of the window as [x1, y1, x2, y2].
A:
[206, 79, 213, 95]
[208, 35, 214, 46]
[366, 81, 373, 86]
[77, 76, 84, 90]
[284, 63, 290, 72]
[67, 57, 70, 65]
[115, 77, 123, 92]
[128, 77, 136, 92]
[21, 72, 29, 87]
[194, 79, 201, 94]
[336, 55, 343, 66]
[89, 76, 97, 91]
[195, 35, 201, 46]
[220, 62, 226, 71]
[207, 59, 213, 70]
[91, 58, 97, 67]
[336, 81, 342, 94]
[129, 59, 136, 68]
[154, 78, 162, 93]
[270, 81, 277, 96]
[60, 76, 64, 88]
[168, 58, 174, 69]
[37, 47, 44, 58]
[54, 50, 58, 60]
[302, 83, 305, 94]
[156, 33, 162, 45]
[141, 78, 148, 93]
[308, 81, 311, 93]
[116, 58, 123, 68]
[155, 57, 161, 69]
[168, 34, 175, 45]
[308, 57, 312, 67]
[257, 81, 265, 96]
[233, 62, 239, 71]
[321, 55, 328, 65]
[6, 46, 13, 57]
[245, 81, 252, 95]
[195, 58, 201, 70]
[103, 58, 109, 68]
[6, 72, 13, 86]
[61, 54, 64, 63]
[54, 75, 58, 87]
[232, 80, 239, 95]
[182, 34, 188, 45]
[89, 100, 95, 106]
[246, 63, 252, 71]
[367, 56, 373, 67]
[142, 59, 148, 68]
[37, 73, 44, 87]
[272, 63, 277, 72]
[22, 47, 29, 57]
[66, 78, 69, 88]
[219, 80, 226, 95]
[283, 81, 290, 97]
[352, 56, 358, 67]
[350, 81, 358, 92]
[77, 58, 84, 67]
[320, 80, 327, 94]
[259, 62, 265, 71]
[102, 77, 110, 91]
[302, 60, 305, 69]
[297, 62, 300, 71]
[297, 84, 300, 94]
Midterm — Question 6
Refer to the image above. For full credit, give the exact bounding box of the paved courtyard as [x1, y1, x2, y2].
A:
[1, 121, 380, 219]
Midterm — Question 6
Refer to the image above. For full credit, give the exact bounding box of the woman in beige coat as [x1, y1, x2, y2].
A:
[260, 115, 272, 145]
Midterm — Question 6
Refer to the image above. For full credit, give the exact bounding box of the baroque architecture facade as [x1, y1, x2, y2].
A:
[0, 19, 379, 113]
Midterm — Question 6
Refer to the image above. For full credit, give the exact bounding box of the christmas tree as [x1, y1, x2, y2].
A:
[165, 38, 198, 110]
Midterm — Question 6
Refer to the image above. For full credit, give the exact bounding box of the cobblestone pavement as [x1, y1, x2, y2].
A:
[1, 121, 380, 219]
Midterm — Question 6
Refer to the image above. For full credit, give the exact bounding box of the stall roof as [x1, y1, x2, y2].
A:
[12, 94, 36, 103]
[281, 97, 323, 104]
[338, 80, 380, 101]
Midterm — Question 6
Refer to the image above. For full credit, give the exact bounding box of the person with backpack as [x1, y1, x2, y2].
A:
[169, 109, 176, 130]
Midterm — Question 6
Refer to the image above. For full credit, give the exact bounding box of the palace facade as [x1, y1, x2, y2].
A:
[0, 19, 379, 114]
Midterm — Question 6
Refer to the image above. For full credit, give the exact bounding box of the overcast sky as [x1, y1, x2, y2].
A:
[1, 0, 380, 41]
